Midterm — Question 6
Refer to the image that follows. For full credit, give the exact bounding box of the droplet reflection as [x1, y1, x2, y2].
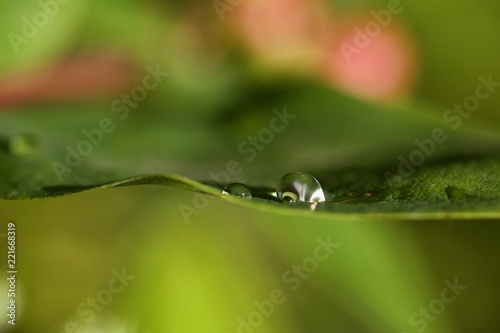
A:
[276, 172, 325, 203]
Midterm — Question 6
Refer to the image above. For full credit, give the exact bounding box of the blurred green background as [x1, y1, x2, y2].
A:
[0, 0, 499, 332]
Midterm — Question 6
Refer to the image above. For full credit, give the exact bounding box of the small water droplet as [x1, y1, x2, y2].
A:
[276, 172, 325, 203]
[8, 134, 38, 156]
[223, 183, 252, 199]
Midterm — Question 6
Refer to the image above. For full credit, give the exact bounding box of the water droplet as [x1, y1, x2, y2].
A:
[223, 183, 252, 199]
[8, 134, 38, 156]
[276, 172, 325, 203]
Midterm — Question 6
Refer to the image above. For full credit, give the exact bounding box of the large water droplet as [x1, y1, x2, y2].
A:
[276, 172, 325, 203]
[223, 183, 252, 199]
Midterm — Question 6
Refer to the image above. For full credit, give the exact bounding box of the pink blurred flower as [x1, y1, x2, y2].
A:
[230, 0, 418, 101]
[230, 0, 332, 73]
[322, 17, 418, 101]
[0, 51, 140, 108]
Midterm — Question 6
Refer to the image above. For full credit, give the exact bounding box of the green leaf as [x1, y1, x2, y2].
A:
[1, 82, 498, 219]
[2, 152, 499, 219]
